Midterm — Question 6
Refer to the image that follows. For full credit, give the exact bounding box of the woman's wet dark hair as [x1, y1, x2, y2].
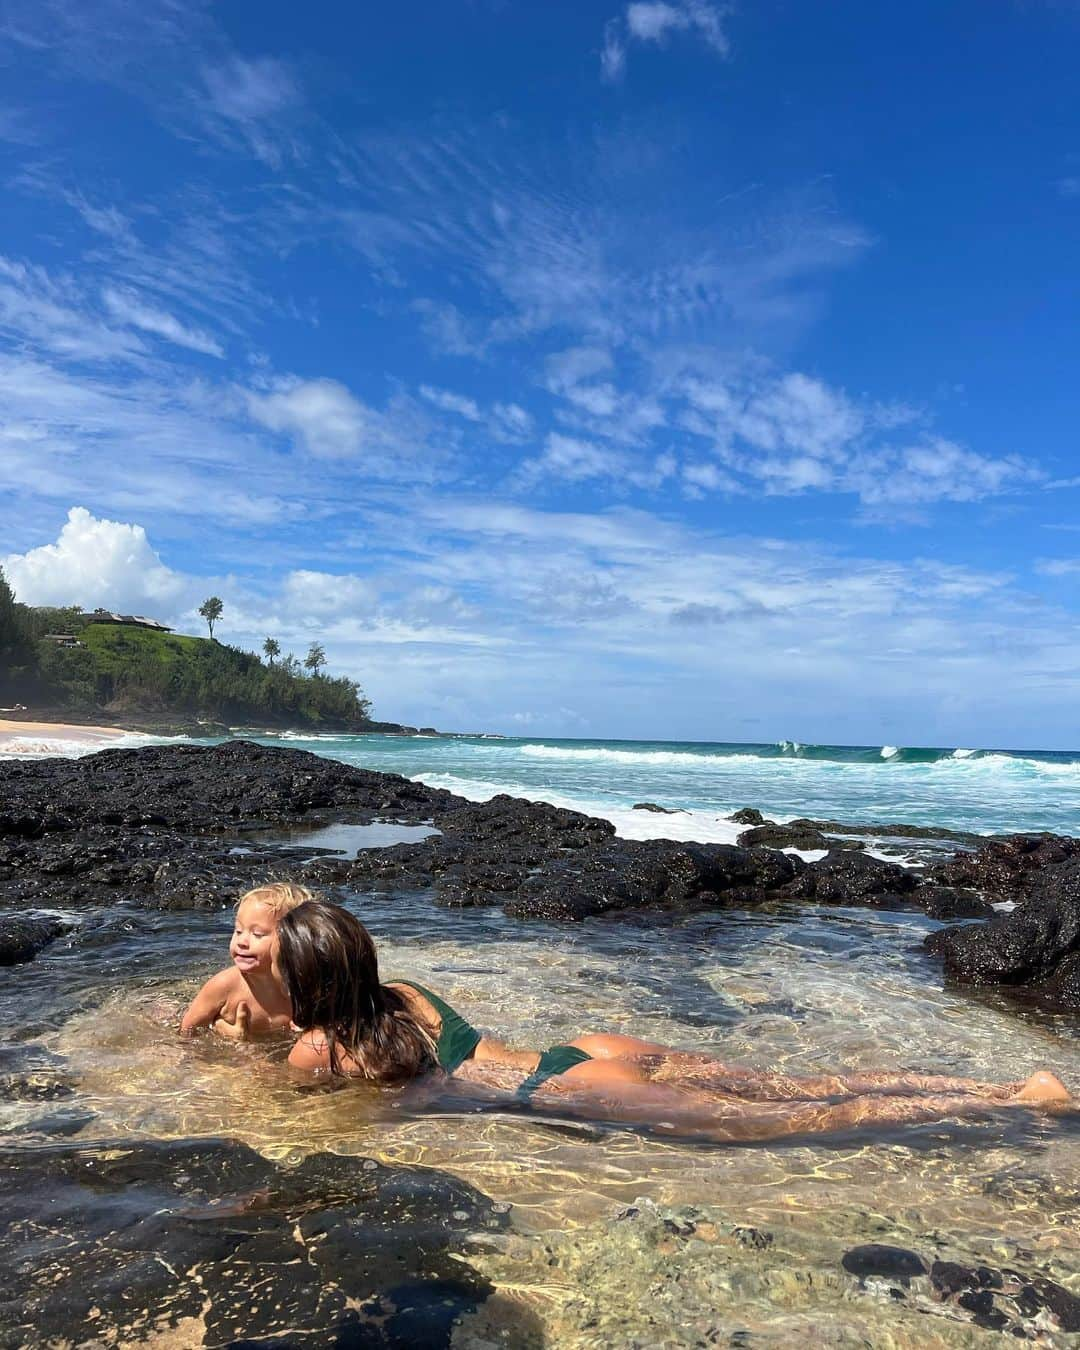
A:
[276, 901, 435, 1079]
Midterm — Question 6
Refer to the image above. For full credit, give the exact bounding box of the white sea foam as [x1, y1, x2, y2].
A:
[412, 772, 747, 844]
[951, 747, 978, 759]
[254, 729, 347, 742]
[0, 731, 177, 760]
[519, 743, 764, 769]
[880, 745, 900, 760]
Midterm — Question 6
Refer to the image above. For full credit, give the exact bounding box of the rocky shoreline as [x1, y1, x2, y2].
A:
[3, 739, 1080, 1347]
[1, 740, 1078, 1014]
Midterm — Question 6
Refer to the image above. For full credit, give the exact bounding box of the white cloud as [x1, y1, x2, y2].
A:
[103, 286, 224, 357]
[677, 367, 1038, 507]
[516, 433, 674, 490]
[2, 506, 185, 611]
[682, 461, 741, 492]
[246, 377, 370, 459]
[64, 191, 135, 243]
[281, 569, 379, 619]
[202, 56, 299, 123]
[604, 1, 730, 79]
[546, 346, 614, 391]
[628, 3, 688, 42]
[850, 438, 1040, 506]
[519, 432, 627, 484]
[0, 256, 144, 362]
[197, 55, 303, 166]
[490, 402, 534, 441]
[419, 384, 481, 420]
[600, 21, 626, 80]
[1037, 559, 1080, 577]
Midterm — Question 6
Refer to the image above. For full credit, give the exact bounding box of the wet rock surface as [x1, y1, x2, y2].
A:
[456, 1197, 1080, 1348]
[0, 910, 73, 964]
[0, 1136, 511, 1349]
[926, 836, 1080, 1011]
[1, 741, 1078, 1011]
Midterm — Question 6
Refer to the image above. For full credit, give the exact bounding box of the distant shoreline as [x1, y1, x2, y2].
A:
[0, 717, 134, 753]
[0, 710, 456, 749]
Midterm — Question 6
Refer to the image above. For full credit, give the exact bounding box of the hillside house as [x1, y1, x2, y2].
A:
[79, 609, 173, 633]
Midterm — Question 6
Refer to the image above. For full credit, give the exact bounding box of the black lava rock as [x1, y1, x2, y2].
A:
[0, 912, 72, 965]
[841, 1243, 927, 1286]
[784, 849, 918, 907]
[0, 1137, 512, 1350]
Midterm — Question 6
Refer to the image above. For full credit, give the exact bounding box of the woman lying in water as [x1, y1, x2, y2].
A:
[274, 901, 1072, 1143]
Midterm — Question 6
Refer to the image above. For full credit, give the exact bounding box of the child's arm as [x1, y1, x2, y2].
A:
[180, 971, 233, 1035]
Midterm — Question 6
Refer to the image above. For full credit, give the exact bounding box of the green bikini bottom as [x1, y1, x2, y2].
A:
[516, 1045, 593, 1100]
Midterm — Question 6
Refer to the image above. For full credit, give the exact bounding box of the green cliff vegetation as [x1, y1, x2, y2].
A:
[0, 569, 372, 730]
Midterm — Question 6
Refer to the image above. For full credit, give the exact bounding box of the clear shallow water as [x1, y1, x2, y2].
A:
[5, 732, 1080, 1339]
[6, 889, 1079, 1247]
[253, 732, 1080, 839]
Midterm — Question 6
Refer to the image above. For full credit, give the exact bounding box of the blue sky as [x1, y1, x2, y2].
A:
[1, 0, 1078, 746]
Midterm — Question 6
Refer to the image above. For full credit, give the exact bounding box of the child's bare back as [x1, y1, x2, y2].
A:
[180, 883, 314, 1041]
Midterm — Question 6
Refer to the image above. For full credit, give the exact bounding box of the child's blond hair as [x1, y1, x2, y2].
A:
[238, 882, 318, 919]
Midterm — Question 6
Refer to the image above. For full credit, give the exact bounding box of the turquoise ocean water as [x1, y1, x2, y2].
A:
[7, 728, 1077, 838]
[254, 733, 1080, 840]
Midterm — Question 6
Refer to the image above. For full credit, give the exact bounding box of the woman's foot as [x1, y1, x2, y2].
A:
[1011, 1070, 1071, 1104]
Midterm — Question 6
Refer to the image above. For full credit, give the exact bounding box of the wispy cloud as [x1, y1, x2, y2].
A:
[515, 431, 674, 490]
[102, 286, 224, 357]
[602, 1, 730, 81]
[419, 384, 482, 421]
[332, 123, 868, 353]
[0, 256, 145, 362]
[669, 366, 1038, 508]
[198, 54, 305, 166]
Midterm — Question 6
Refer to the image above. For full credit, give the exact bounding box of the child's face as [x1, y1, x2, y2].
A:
[230, 899, 278, 976]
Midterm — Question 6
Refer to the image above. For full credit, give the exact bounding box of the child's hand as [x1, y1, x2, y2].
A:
[211, 1002, 252, 1041]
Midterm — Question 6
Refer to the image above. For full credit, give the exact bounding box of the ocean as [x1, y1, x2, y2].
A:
[244, 732, 1080, 839]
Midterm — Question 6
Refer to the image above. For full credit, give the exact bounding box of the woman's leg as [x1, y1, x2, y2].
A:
[548, 1058, 1071, 1143]
[569, 1033, 1024, 1102]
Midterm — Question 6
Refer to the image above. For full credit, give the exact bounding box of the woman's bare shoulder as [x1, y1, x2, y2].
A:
[386, 982, 442, 1033]
[287, 1032, 331, 1073]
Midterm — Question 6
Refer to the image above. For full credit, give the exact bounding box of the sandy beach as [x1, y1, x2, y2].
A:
[0, 718, 132, 754]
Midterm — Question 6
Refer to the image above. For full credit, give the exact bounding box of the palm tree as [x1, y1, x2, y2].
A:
[198, 596, 223, 640]
[263, 637, 280, 666]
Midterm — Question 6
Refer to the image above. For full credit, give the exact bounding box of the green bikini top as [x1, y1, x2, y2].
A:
[394, 980, 482, 1074]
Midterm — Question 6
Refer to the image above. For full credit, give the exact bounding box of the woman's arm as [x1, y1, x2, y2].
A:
[179, 971, 231, 1035]
[286, 1032, 333, 1075]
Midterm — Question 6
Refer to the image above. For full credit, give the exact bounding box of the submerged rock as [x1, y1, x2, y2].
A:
[841, 1243, 926, 1285]
[0, 1137, 511, 1349]
[0, 912, 72, 965]
[458, 1197, 1080, 1347]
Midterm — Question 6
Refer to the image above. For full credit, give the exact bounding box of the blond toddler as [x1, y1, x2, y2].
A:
[180, 882, 314, 1040]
